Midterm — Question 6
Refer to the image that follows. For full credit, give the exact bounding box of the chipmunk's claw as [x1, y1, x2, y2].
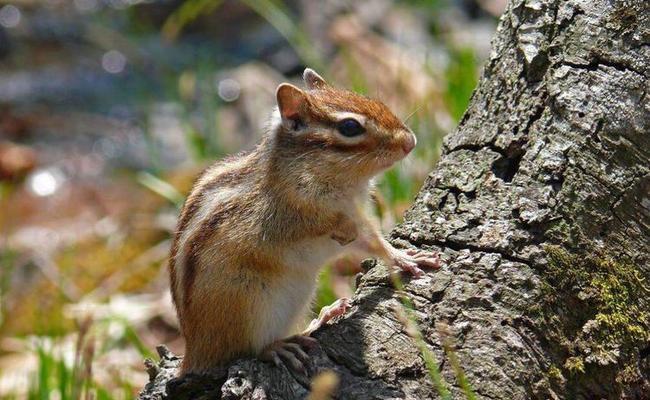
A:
[406, 248, 440, 268]
[392, 248, 440, 277]
[261, 335, 317, 374]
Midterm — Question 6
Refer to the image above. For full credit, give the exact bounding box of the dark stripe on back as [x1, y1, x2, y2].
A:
[168, 164, 218, 307]
[169, 159, 252, 311]
[169, 191, 202, 310]
[181, 200, 243, 309]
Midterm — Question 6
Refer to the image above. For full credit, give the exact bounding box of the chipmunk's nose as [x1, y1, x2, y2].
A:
[402, 132, 416, 154]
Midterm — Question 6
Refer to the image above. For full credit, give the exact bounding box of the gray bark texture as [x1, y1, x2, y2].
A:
[138, 0, 650, 398]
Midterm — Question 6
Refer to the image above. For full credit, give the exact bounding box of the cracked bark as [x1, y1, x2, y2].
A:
[138, 0, 649, 399]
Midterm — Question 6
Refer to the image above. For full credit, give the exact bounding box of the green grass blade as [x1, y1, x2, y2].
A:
[122, 321, 157, 360]
[238, 0, 323, 69]
[390, 274, 452, 399]
[36, 346, 50, 400]
[137, 171, 185, 208]
[58, 358, 70, 400]
[162, 0, 225, 40]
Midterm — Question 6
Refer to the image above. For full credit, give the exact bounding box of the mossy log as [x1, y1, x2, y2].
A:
[138, 0, 649, 398]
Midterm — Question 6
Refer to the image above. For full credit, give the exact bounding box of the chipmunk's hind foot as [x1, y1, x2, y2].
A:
[261, 335, 318, 375]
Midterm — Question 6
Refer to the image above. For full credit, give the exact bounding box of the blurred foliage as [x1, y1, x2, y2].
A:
[162, 0, 226, 40]
[444, 47, 478, 121]
[23, 319, 143, 400]
[314, 266, 338, 315]
[164, 0, 323, 70]
[137, 171, 185, 208]
[391, 273, 453, 399]
[405, 0, 445, 7]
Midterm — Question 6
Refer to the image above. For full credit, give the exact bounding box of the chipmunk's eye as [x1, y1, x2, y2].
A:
[337, 118, 365, 137]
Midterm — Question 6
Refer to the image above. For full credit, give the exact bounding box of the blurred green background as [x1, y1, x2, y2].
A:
[0, 0, 503, 397]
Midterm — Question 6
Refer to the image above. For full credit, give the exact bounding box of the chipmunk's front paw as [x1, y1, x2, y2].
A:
[261, 335, 318, 374]
[303, 297, 350, 335]
[391, 248, 440, 277]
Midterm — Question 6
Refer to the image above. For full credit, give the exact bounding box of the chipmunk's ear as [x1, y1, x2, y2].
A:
[303, 68, 327, 90]
[276, 83, 308, 126]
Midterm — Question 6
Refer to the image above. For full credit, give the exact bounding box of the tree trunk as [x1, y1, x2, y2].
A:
[139, 0, 649, 398]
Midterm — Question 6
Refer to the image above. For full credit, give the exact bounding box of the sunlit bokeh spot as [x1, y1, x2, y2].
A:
[0, 4, 21, 28]
[102, 50, 127, 74]
[217, 78, 241, 102]
[27, 168, 65, 197]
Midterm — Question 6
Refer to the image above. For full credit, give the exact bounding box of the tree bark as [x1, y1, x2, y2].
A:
[139, 0, 649, 398]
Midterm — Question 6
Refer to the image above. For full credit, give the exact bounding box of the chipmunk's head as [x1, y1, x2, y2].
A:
[270, 68, 416, 183]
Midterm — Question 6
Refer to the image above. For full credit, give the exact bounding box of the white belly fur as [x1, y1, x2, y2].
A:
[249, 235, 346, 352]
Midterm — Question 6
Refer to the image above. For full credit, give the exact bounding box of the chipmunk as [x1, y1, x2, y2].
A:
[169, 68, 440, 374]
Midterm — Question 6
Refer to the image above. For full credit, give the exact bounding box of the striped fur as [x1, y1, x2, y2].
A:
[169, 70, 418, 373]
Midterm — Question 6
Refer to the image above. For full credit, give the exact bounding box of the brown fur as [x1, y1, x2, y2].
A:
[168, 170, 211, 314]
[308, 86, 406, 131]
[169, 70, 415, 373]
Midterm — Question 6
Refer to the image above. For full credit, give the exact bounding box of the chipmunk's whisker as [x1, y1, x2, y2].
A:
[404, 104, 423, 123]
